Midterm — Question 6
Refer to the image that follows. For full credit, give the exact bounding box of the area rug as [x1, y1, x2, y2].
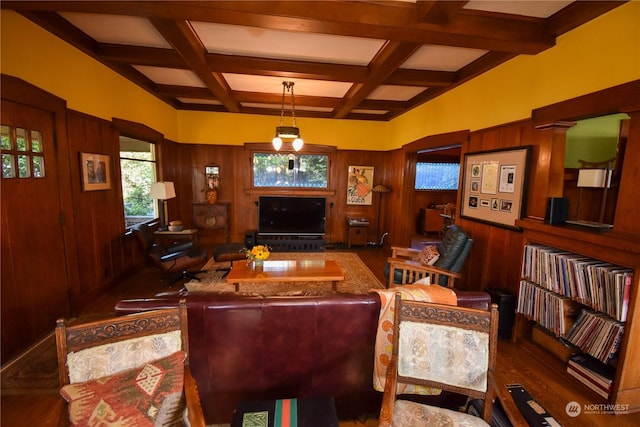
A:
[185, 252, 385, 295]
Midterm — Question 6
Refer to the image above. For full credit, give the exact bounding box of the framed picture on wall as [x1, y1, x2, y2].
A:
[460, 146, 531, 229]
[80, 152, 111, 191]
[347, 165, 374, 205]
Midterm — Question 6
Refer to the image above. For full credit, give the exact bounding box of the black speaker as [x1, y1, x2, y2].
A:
[244, 229, 258, 249]
[545, 197, 568, 225]
[485, 287, 516, 339]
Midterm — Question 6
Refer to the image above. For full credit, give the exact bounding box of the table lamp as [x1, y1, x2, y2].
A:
[150, 181, 176, 231]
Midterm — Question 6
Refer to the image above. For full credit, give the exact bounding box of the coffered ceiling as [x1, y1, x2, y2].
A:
[3, 1, 625, 121]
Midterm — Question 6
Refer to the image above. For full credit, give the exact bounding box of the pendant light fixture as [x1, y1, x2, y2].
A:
[272, 81, 304, 151]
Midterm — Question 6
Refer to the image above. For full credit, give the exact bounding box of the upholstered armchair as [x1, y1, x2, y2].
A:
[379, 294, 499, 426]
[386, 224, 473, 287]
[55, 301, 205, 426]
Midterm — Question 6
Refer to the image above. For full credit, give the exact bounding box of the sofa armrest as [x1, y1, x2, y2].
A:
[114, 297, 182, 314]
[390, 246, 420, 259]
[454, 290, 491, 311]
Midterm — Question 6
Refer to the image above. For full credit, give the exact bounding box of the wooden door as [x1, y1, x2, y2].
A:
[1, 100, 71, 363]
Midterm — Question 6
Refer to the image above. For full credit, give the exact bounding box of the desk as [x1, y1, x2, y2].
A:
[153, 228, 199, 246]
[232, 397, 338, 427]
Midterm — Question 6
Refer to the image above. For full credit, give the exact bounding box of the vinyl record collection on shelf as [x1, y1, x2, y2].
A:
[517, 244, 634, 398]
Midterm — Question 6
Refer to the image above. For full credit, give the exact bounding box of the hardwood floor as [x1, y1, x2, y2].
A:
[2, 244, 639, 427]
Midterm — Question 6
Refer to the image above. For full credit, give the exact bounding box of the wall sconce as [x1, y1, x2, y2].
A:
[150, 181, 176, 230]
[272, 81, 304, 151]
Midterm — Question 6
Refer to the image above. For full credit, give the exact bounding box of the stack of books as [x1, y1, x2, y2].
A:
[567, 354, 615, 399]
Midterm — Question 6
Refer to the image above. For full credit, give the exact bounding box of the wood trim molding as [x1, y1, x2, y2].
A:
[532, 80, 640, 126]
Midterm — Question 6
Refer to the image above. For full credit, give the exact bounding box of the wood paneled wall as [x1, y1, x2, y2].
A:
[2, 75, 638, 364]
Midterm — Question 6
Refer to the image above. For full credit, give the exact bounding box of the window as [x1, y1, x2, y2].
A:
[1, 125, 45, 179]
[120, 136, 157, 228]
[415, 162, 460, 190]
[253, 152, 328, 188]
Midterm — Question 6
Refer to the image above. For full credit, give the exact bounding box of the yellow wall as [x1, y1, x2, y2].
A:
[2, 2, 639, 150]
[389, 1, 640, 148]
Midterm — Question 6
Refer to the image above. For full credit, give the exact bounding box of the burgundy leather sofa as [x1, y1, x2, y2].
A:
[115, 290, 491, 424]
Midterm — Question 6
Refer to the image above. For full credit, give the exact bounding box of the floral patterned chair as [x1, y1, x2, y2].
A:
[378, 294, 499, 427]
[55, 300, 205, 426]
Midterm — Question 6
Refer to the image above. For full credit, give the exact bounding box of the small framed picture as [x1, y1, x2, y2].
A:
[80, 152, 111, 191]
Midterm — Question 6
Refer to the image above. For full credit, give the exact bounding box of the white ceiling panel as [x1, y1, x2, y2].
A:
[463, 1, 573, 18]
[401, 45, 488, 71]
[367, 85, 426, 101]
[190, 21, 385, 66]
[133, 66, 205, 87]
[222, 74, 352, 98]
[59, 13, 171, 48]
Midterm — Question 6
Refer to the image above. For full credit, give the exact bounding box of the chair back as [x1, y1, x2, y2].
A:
[433, 225, 473, 285]
[392, 294, 498, 420]
[55, 304, 189, 387]
[131, 222, 157, 256]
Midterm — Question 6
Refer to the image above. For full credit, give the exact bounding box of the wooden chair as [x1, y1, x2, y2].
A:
[379, 294, 499, 426]
[387, 246, 461, 288]
[387, 224, 472, 288]
[55, 301, 205, 427]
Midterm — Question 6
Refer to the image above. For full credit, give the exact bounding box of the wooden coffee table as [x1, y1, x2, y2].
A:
[226, 259, 345, 292]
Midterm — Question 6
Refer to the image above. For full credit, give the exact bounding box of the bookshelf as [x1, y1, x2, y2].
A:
[514, 219, 640, 412]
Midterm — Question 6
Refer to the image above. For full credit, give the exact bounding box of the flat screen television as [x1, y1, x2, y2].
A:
[259, 196, 326, 236]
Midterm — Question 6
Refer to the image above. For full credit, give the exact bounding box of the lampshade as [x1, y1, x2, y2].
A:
[577, 169, 611, 188]
[372, 184, 391, 193]
[272, 81, 304, 151]
[150, 181, 176, 200]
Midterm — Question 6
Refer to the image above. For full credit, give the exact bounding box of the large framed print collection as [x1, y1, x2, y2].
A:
[460, 146, 531, 230]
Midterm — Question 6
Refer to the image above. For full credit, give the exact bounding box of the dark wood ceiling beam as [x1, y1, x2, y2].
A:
[206, 54, 368, 83]
[148, 17, 240, 112]
[180, 1, 553, 54]
[545, 1, 627, 36]
[415, 1, 468, 26]
[334, 41, 422, 118]
[97, 44, 187, 68]
[233, 91, 340, 109]
[387, 69, 455, 87]
[3, 1, 553, 54]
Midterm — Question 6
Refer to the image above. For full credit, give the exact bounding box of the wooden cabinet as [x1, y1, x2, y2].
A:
[421, 208, 444, 234]
[193, 202, 230, 242]
[347, 218, 369, 248]
[514, 219, 640, 412]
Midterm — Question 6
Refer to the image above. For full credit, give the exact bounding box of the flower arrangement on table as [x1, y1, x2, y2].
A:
[246, 245, 271, 266]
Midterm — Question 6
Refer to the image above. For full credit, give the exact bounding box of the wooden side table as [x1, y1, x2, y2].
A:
[153, 228, 199, 246]
[347, 218, 369, 248]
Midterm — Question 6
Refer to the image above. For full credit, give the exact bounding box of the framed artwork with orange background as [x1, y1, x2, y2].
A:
[347, 165, 373, 205]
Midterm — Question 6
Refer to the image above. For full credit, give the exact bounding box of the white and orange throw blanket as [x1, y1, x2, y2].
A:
[371, 279, 457, 395]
